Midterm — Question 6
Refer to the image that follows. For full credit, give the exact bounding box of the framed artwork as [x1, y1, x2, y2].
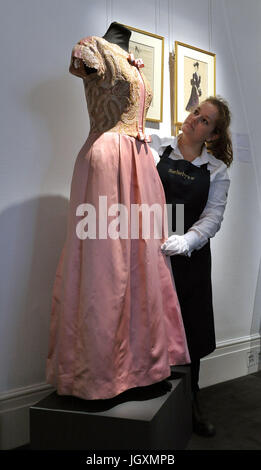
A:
[123, 24, 164, 122]
[174, 41, 216, 134]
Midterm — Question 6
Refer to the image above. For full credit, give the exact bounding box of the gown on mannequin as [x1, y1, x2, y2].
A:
[46, 34, 190, 400]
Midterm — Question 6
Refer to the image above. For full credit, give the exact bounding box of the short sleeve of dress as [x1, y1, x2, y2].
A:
[69, 36, 105, 79]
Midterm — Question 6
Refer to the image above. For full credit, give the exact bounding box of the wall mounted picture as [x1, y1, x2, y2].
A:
[174, 41, 216, 134]
[123, 24, 164, 122]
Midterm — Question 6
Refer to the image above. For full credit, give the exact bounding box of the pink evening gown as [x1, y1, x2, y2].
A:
[46, 36, 190, 400]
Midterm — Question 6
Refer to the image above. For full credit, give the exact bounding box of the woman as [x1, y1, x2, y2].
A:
[151, 96, 232, 436]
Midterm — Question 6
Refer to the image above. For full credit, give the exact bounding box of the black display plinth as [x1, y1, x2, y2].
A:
[30, 366, 192, 450]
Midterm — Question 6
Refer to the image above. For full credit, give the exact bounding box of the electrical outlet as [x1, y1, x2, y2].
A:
[247, 351, 261, 368]
[247, 350, 261, 369]
[247, 351, 256, 368]
[258, 351, 261, 365]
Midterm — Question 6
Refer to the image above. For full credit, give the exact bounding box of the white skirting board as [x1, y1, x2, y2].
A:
[199, 333, 261, 388]
[0, 383, 54, 450]
[0, 334, 260, 450]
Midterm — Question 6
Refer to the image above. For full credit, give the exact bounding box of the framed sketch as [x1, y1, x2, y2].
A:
[174, 41, 216, 134]
[123, 24, 164, 122]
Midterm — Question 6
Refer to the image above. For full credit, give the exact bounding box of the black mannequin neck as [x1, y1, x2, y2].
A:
[103, 22, 131, 52]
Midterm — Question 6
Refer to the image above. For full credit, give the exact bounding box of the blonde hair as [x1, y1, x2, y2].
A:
[203, 96, 233, 167]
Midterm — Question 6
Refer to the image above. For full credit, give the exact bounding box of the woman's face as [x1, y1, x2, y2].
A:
[182, 102, 219, 143]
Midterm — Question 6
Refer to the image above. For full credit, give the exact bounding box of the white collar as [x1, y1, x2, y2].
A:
[171, 136, 210, 164]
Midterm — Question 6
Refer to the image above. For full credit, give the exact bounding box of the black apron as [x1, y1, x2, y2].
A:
[157, 145, 216, 360]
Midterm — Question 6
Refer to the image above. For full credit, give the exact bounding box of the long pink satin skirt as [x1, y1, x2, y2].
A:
[46, 132, 190, 400]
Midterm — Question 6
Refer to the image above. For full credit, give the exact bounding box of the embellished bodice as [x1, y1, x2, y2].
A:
[69, 36, 153, 139]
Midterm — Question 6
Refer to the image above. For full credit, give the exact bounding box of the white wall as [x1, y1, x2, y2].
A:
[0, 0, 260, 448]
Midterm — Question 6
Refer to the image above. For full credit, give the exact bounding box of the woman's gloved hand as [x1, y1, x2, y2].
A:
[161, 234, 191, 257]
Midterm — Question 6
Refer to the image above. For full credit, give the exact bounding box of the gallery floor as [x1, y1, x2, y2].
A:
[187, 370, 261, 450]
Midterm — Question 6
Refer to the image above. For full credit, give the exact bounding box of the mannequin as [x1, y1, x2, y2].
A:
[84, 22, 131, 74]
[103, 22, 131, 52]
[46, 20, 191, 402]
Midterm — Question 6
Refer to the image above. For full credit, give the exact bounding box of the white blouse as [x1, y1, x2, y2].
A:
[150, 135, 231, 252]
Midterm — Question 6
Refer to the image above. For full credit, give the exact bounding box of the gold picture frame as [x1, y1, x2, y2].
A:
[173, 41, 216, 135]
[123, 24, 164, 122]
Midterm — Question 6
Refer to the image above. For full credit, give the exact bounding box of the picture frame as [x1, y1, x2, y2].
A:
[173, 41, 216, 135]
[123, 24, 164, 122]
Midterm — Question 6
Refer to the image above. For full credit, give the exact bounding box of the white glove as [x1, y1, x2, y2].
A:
[161, 234, 191, 257]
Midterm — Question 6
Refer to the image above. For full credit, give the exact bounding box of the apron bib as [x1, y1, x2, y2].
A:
[157, 145, 216, 360]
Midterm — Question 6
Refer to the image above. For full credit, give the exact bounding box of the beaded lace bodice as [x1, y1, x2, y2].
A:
[69, 36, 153, 138]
